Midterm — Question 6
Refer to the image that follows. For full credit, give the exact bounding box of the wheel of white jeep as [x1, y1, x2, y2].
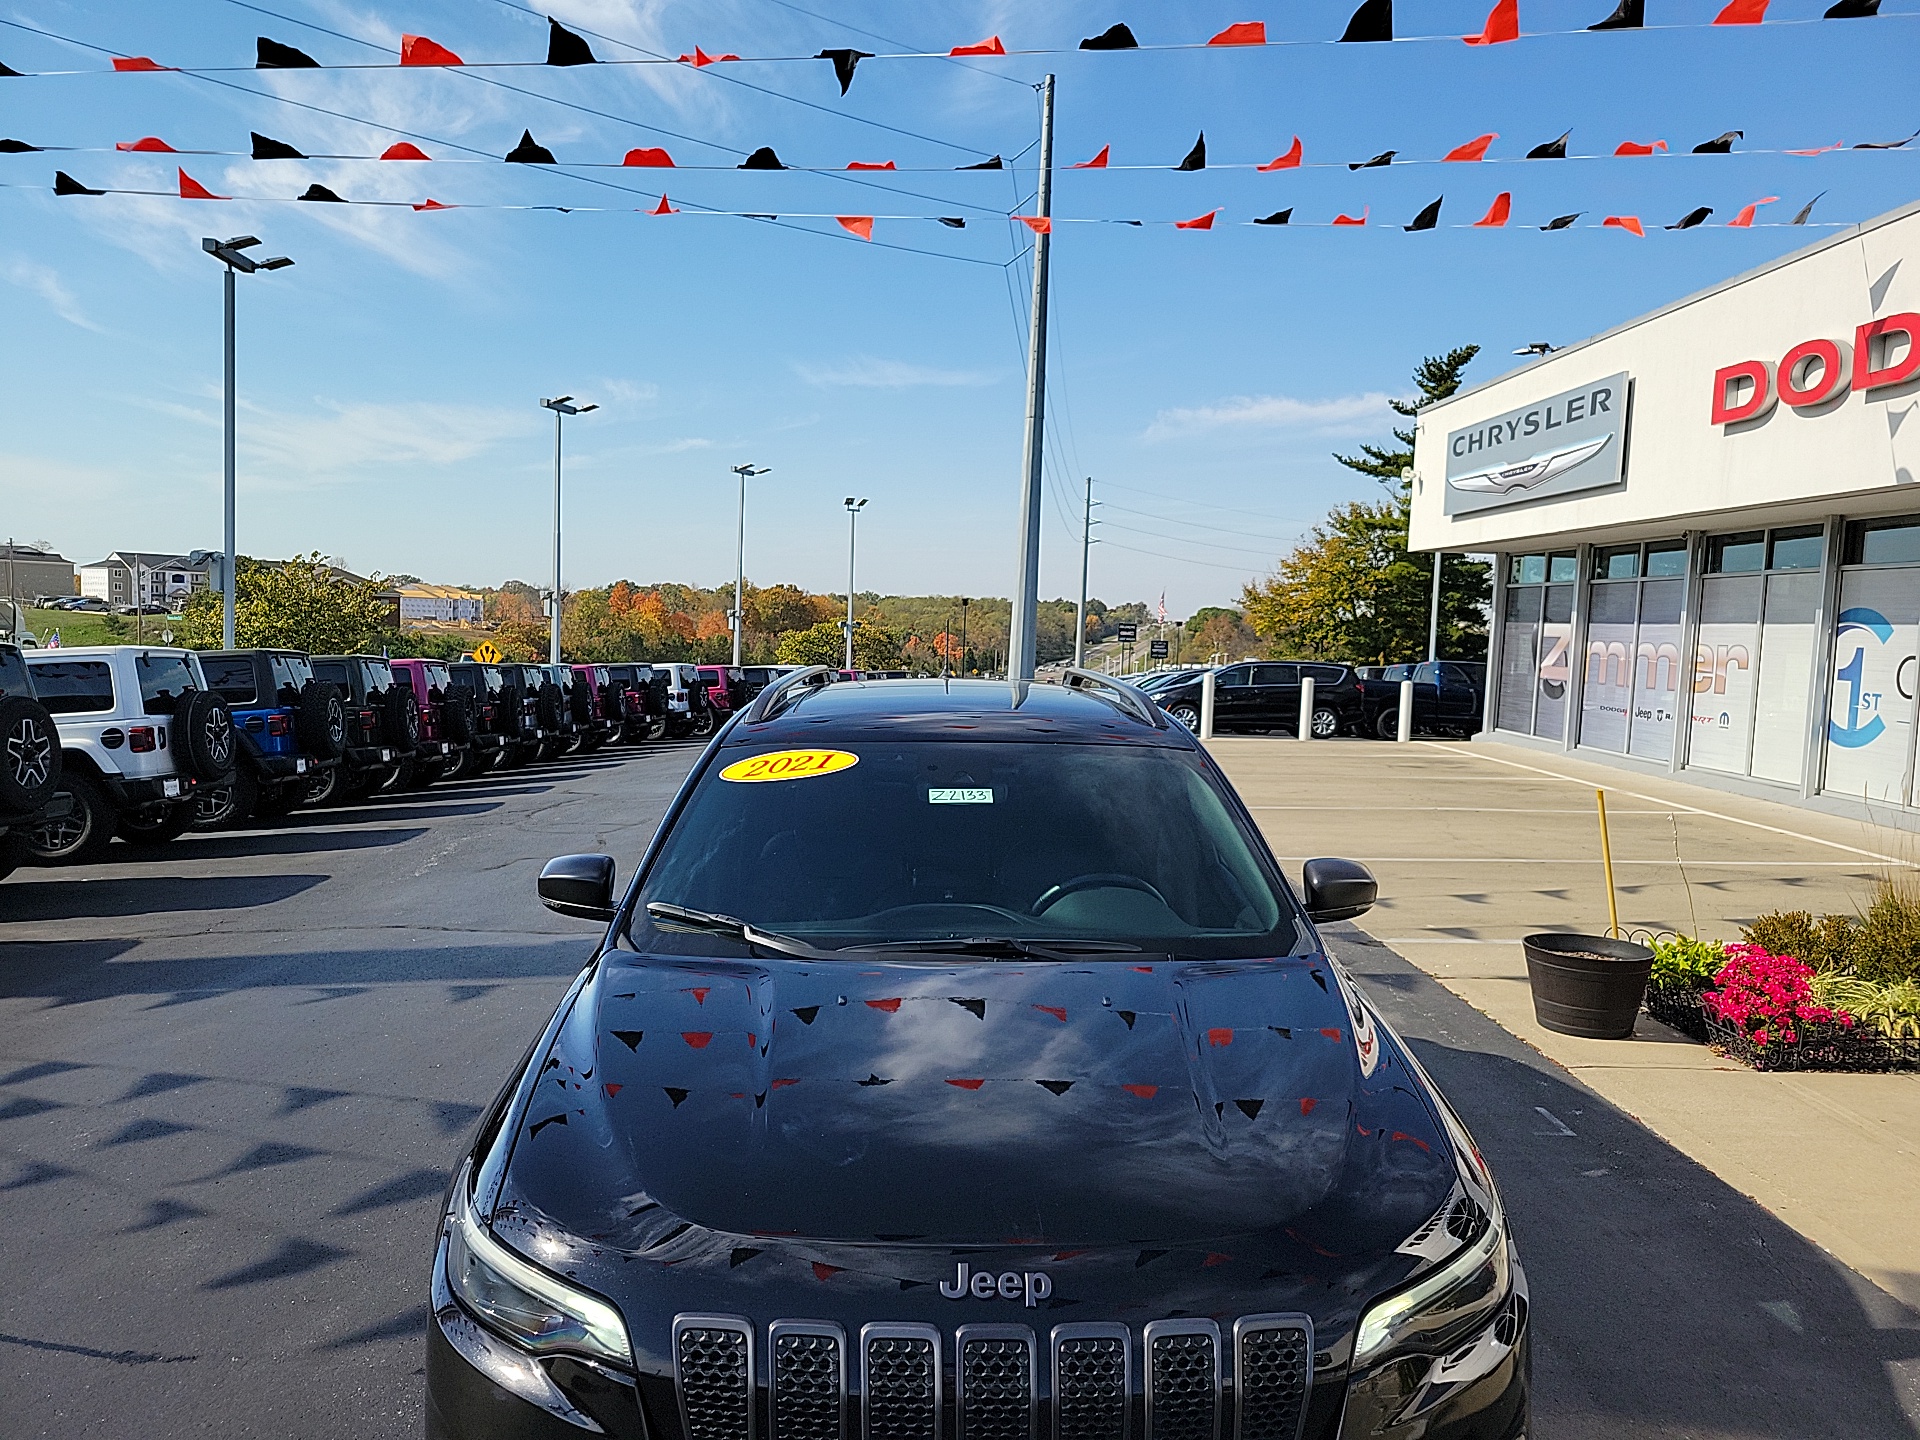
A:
[191, 767, 257, 830]
[23, 773, 113, 865]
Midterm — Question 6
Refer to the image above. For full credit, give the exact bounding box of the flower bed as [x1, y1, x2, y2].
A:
[1643, 982, 1709, 1042]
[1704, 1017, 1918, 1073]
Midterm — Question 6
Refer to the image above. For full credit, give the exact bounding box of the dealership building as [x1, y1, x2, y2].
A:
[1410, 197, 1920, 822]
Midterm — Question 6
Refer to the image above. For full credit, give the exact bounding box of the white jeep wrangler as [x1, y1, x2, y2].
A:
[21, 646, 236, 864]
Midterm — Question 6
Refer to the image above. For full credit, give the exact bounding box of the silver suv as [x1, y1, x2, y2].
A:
[21, 646, 236, 863]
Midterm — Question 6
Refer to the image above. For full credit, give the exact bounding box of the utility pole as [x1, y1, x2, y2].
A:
[960, 598, 970, 677]
[843, 497, 869, 671]
[1074, 477, 1096, 669]
[728, 464, 771, 666]
[1427, 553, 1443, 662]
[540, 396, 599, 664]
[1007, 73, 1056, 682]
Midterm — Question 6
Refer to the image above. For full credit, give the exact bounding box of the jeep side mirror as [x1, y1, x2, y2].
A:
[539, 854, 617, 922]
[1302, 857, 1377, 922]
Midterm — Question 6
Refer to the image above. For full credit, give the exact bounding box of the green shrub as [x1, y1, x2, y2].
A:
[1741, 911, 1823, 967]
[1853, 883, 1920, 985]
[1648, 935, 1727, 993]
[1810, 974, 1920, 1039]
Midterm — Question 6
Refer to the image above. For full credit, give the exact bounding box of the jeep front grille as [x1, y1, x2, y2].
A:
[1052, 1324, 1130, 1440]
[772, 1322, 845, 1440]
[1145, 1320, 1219, 1440]
[1232, 1318, 1311, 1440]
[957, 1326, 1035, 1440]
[674, 1316, 755, 1440]
[862, 1323, 941, 1440]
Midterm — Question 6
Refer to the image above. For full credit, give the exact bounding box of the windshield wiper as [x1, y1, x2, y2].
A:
[644, 903, 833, 960]
[842, 937, 1143, 960]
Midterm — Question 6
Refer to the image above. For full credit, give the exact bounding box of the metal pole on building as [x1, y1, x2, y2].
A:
[1074, 476, 1094, 669]
[1007, 74, 1056, 682]
[1426, 552, 1443, 663]
[729, 464, 771, 666]
[843, 497, 868, 670]
[540, 396, 598, 665]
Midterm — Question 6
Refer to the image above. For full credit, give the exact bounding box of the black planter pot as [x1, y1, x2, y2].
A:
[1523, 932, 1655, 1039]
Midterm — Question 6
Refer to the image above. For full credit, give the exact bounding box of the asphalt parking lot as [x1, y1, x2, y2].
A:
[2, 732, 1917, 1437]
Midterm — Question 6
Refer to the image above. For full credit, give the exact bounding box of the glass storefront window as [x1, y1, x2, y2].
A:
[1768, 527, 1824, 571]
[1595, 546, 1641, 580]
[1707, 532, 1766, 574]
[1844, 516, 1920, 567]
[1548, 553, 1578, 583]
[1511, 554, 1548, 585]
[1580, 539, 1689, 759]
[1645, 541, 1689, 578]
[1495, 555, 1574, 741]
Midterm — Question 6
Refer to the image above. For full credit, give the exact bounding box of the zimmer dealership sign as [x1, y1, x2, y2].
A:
[1443, 372, 1629, 515]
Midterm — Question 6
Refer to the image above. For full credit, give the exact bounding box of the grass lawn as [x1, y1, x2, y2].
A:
[23, 607, 185, 647]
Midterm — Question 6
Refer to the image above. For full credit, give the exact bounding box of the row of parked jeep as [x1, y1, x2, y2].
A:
[0, 642, 798, 879]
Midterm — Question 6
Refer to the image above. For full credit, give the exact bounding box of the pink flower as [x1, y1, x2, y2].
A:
[1703, 945, 1854, 1049]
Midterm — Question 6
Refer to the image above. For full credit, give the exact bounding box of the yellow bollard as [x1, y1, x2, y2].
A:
[1595, 788, 1620, 939]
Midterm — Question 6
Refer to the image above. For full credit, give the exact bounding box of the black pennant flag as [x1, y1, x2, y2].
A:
[1527, 130, 1571, 159]
[816, 48, 872, 94]
[1080, 23, 1140, 49]
[1853, 128, 1919, 149]
[1406, 197, 1443, 231]
[548, 18, 597, 65]
[740, 146, 787, 170]
[251, 132, 306, 160]
[298, 183, 347, 202]
[0, 61, 21, 78]
[1341, 0, 1394, 42]
[506, 129, 558, 164]
[257, 36, 319, 68]
[1669, 206, 1712, 229]
[1254, 208, 1293, 225]
[938, 217, 967, 228]
[1588, 0, 1644, 28]
[0, 138, 41, 152]
[1825, 0, 1880, 15]
[1177, 132, 1206, 170]
[1541, 212, 1583, 230]
[1693, 130, 1742, 154]
[54, 171, 103, 196]
[1792, 193, 1824, 224]
[958, 155, 1004, 170]
[1350, 149, 1396, 170]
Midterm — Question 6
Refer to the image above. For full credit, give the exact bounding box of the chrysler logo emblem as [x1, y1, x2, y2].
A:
[1448, 434, 1612, 496]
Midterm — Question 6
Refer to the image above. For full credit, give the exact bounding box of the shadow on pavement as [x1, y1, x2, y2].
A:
[0, 875, 327, 921]
[1330, 929, 1920, 1440]
[157, 829, 428, 861]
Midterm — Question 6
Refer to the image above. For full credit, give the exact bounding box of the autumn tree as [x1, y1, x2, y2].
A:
[775, 619, 903, 670]
[178, 554, 397, 654]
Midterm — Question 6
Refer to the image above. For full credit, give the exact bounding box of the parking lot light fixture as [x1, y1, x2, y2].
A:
[844, 497, 868, 671]
[728, 465, 772, 667]
[540, 396, 598, 665]
[201, 235, 293, 650]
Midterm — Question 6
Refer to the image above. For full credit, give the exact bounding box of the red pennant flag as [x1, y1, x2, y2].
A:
[400, 34, 464, 66]
[1072, 145, 1111, 169]
[1332, 208, 1369, 226]
[1604, 215, 1646, 236]
[1300, 1097, 1319, 1115]
[1728, 196, 1779, 227]
[623, 147, 674, 167]
[846, 161, 896, 170]
[865, 997, 902, 1012]
[1444, 133, 1497, 162]
[381, 142, 432, 161]
[177, 167, 225, 200]
[946, 1077, 987, 1090]
[950, 36, 1006, 56]
[1033, 1005, 1068, 1022]
[1463, 0, 1520, 44]
[681, 1030, 713, 1047]
[603, 1083, 622, 1097]
[1785, 142, 1843, 156]
[1016, 215, 1052, 234]
[1206, 1027, 1234, 1046]
[1713, 0, 1768, 22]
[836, 215, 874, 240]
[117, 137, 177, 153]
[678, 46, 740, 65]
[650, 193, 677, 214]
[412, 198, 454, 211]
[1209, 21, 1267, 44]
[1176, 209, 1221, 230]
[1473, 192, 1512, 226]
[1258, 137, 1304, 171]
[1614, 139, 1667, 156]
[811, 1262, 843, 1280]
[1122, 1083, 1159, 1098]
[112, 56, 170, 72]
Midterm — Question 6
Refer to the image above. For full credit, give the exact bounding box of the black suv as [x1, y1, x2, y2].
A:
[307, 655, 417, 802]
[0, 642, 65, 881]
[194, 649, 346, 824]
[1364, 662, 1487, 739]
[447, 661, 524, 771]
[427, 672, 1529, 1440]
[1152, 661, 1367, 737]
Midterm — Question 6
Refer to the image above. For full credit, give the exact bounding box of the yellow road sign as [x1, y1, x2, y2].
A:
[473, 641, 503, 664]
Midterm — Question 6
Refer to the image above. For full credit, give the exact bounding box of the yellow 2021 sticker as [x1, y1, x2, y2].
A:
[719, 748, 859, 783]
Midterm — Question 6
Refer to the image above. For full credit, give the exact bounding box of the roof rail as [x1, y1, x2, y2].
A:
[1059, 668, 1168, 729]
[741, 665, 834, 725]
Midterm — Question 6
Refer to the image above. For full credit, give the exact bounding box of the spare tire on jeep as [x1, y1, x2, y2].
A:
[537, 681, 564, 730]
[569, 680, 594, 725]
[0, 693, 62, 814]
[178, 690, 237, 782]
[494, 685, 523, 738]
[440, 691, 473, 744]
[298, 681, 347, 760]
[383, 687, 420, 752]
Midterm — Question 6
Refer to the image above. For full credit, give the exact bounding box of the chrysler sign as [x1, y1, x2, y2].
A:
[1444, 372, 1630, 515]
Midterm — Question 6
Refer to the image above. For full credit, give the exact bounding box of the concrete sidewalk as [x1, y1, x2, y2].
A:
[1211, 735, 1920, 1312]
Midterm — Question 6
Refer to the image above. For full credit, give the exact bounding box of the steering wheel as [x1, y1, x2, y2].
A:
[1032, 873, 1168, 916]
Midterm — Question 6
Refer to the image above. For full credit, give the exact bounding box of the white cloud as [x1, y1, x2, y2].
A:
[3, 259, 103, 331]
[1145, 392, 1403, 441]
[597, 378, 661, 406]
[794, 356, 999, 389]
[238, 399, 537, 479]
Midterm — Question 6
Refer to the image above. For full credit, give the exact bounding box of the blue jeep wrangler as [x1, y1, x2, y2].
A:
[193, 649, 347, 825]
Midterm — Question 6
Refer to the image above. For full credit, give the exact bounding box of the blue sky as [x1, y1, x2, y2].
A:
[1, 0, 1915, 615]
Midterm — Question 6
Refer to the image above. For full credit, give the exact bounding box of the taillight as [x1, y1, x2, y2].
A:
[361, 708, 377, 728]
[267, 714, 290, 736]
[129, 726, 156, 753]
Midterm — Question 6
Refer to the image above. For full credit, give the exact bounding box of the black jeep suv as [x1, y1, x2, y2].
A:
[0, 642, 65, 880]
[427, 672, 1529, 1440]
[307, 655, 416, 803]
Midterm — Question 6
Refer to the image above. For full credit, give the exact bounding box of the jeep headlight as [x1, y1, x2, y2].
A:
[445, 1187, 632, 1370]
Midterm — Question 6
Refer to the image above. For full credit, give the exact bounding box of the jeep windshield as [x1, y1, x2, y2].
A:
[635, 740, 1301, 960]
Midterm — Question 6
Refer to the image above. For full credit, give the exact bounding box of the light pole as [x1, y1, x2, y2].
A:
[540, 396, 598, 664]
[1075, 476, 1099, 669]
[729, 464, 771, 666]
[843, 497, 869, 671]
[201, 235, 292, 651]
[959, 597, 970, 677]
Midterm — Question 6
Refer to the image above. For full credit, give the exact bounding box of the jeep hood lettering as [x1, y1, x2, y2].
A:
[498, 955, 1452, 1254]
